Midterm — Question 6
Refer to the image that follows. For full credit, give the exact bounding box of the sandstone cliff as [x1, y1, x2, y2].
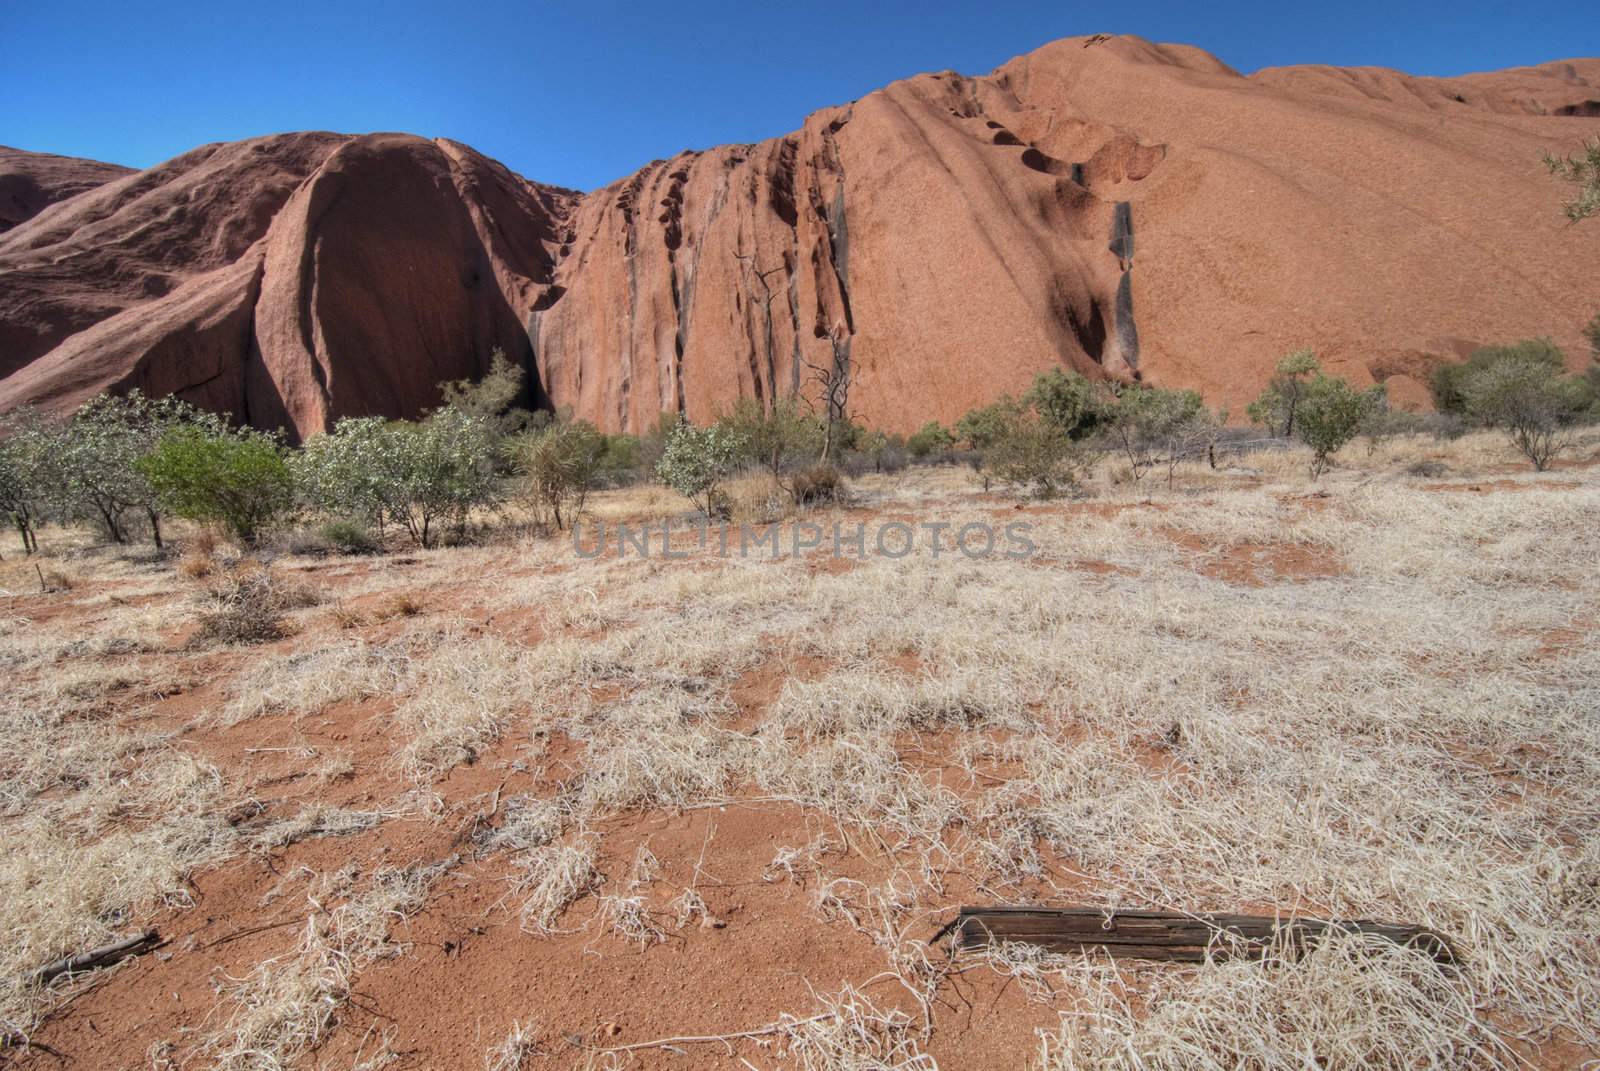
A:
[2, 36, 1597, 436]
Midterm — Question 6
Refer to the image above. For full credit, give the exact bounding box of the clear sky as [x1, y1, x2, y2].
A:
[3, 0, 1593, 191]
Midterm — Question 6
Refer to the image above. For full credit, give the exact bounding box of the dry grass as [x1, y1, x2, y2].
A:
[200, 858, 452, 1071]
[3, 431, 1597, 1065]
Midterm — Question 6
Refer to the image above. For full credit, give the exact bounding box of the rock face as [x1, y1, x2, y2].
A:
[3, 36, 1599, 437]
[0, 147, 131, 234]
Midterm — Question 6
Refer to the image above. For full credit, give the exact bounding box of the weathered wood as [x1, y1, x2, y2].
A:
[28, 930, 162, 986]
[947, 907, 1454, 965]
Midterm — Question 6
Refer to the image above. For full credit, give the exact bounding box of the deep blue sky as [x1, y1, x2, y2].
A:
[3, 1, 1592, 191]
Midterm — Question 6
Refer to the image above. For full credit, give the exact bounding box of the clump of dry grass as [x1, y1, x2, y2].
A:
[484, 1020, 541, 1071]
[1033, 931, 1509, 1070]
[202, 858, 451, 1071]
[190, 563, 321, 647]
[776, 984, 935, 1070]
[514, 841, 601, 934]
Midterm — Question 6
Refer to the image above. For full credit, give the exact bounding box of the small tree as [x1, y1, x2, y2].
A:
[58, 391, 210, 547]
[138, 425, 295, 545]
[906, 420, 954, 460]
[656, 422, 744, 517]
[1585, 311, 1600, 361]
[437, 348, 536, 443]
[1542, 133, 1600, 223]
[1024, 368, 1107, 440]
[0, 409, 58, 555]
[718, 397, 823, 498]
[1295, 375, 1385, 478]
[1461, 354, 1588, 471]
[1102, 386, 1206, 482]
[986, 410, 1091, 499]
[956, 397, 1023, 492]
[1247, 350, 1320, 438]
[509, 418, 606, 529]
[1430, 339, 1566, 416]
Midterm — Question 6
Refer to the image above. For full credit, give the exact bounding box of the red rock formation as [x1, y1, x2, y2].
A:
[0, 146, 130, 234]
[2, 36, 1598, 437]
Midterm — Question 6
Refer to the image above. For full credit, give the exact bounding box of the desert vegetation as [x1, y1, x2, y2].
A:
[2, 338, 1599, 1069]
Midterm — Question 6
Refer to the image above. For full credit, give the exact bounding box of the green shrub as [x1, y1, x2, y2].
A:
[1460, 352, 1591, 471]
[655, 422, 744, 518]
[1542, 133, 1600, 223]
[718, 397, 824, 493]
[508, 418, 606, 529]
[0, 407, 57, 554]
[1102, 385, 1210, 483]
[296, 407, 502, 548]
[137, 425, 295, 545]
[956, 397, 1025, 491]
[319, 520, 381, 554]
[1430, 339, 1566, 416]
[1024, 369, 1108, 440]
[1295, 376, 1386, 478]
[906, 420, 955, 460]
[986, 412, 1091, 498]
[1246, 350, 1320, 437]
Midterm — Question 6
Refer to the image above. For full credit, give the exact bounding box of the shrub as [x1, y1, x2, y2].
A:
[656, 422, 745, 518]
[1585, 311, 1600, 361]
[906, 421, 955, 460]
[1429, 339, 1566, 416]
[0, 407, 57, 555]
[1295, 375, 1385, 478]
[1102, 386, 1210, 483]
[55, 391, 211, 548]
[956, 397, 1024, 491]
[508, 418, 606, 529]
[791, 465, 847, 507]
[986, 412, 1091, 498]
[1460, 352, 1590, 471]
[191, 564, 319, 647]
[319, 520, 381, 555]
[1542, 132, 1600, 223]
[1246, 350, 1320, 437]
[720, 397, 823, 475]
[297, 407, 502, 548]
[1024, 369, 1108, 440]
[137, 424, 295, 545]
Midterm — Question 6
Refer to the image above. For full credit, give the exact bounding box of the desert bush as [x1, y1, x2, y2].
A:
[1295, 375, 1386, 478]
[191, 564, 320, 647]
[1429, 339, 1567, 416]
[1102, 385, 1214, 483]
[319, 519, 380, 555]
[1246, 350, 1321, 437]
[656, 421, 745, 518]
[956, 396, 1025, 491]
[55, 391, 210, 548]
[987, 411, 1091, 498]
[1459, 350, 1592, 470]
[508, 417, 606, 529]
[297, 408, 501, 548]
[718, 397, 824, 485]
[1542, 131, 1600, 223]
[1025, 368, 1110, 440]
[436, 348, 538, 445]
[848, 429, 907, 475]
[906, 420, 954, 460]
[0, 408, 57, 555]
[791, 464, 847, 507]
[137, 424, 295, 545]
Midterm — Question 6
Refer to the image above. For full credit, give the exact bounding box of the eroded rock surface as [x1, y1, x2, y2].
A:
[3, 37, 1598, 436]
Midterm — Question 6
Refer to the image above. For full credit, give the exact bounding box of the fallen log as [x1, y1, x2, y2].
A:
[28, 931, 162, 986]
[942, 907, 1454, 965]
